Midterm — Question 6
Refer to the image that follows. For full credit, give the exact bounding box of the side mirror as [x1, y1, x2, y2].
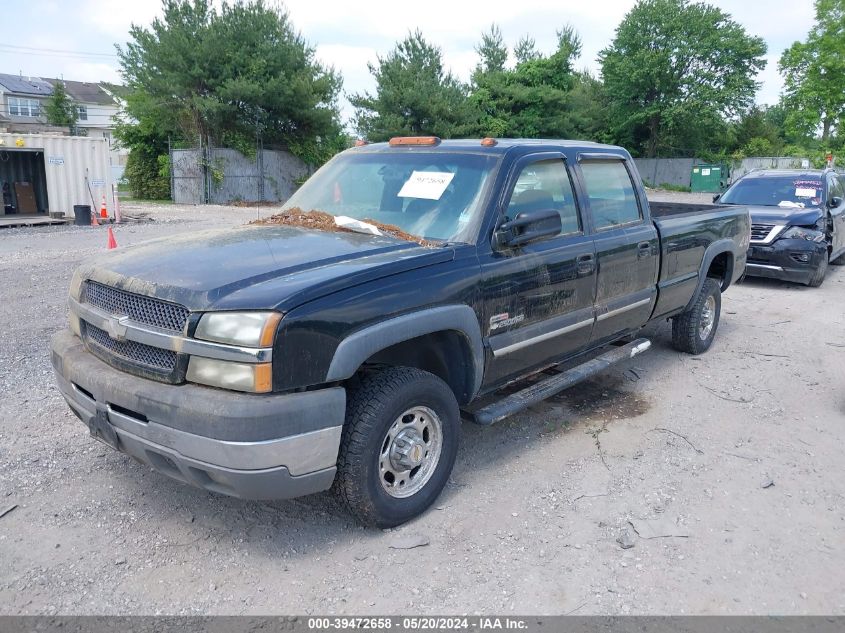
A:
[712, 194, 721, 203]
[829, 196, 842, 208]
[494, 209, 562, 249]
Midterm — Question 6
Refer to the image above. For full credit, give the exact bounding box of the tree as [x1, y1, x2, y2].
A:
[350, 31, 473, 141]
[599, 0, 767, 157]
[475, 24, 508, 75]
[44, 81, 78, 134]
[732, 106, 782, 154]
[470, 24, 594, 139]
[779, 0, 845, 143]
[116, 0, 344, 198]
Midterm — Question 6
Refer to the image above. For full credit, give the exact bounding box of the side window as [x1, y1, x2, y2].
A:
[505, 159, 581, 236]
[580, 160, 642, 230]
[828, 175, 844, 200]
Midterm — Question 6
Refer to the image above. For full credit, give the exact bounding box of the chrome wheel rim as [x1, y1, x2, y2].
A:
[699, 295, 716, 340]
[378, 406, 443, 498]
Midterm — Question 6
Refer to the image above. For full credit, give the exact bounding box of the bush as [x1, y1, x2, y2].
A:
[124, 147, 171, 200]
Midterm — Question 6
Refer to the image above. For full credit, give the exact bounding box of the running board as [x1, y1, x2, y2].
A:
[466, 338, 651, 426]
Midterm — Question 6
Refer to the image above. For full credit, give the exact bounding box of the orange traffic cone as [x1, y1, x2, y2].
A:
[91, 208, 99, 226]
[100, 195, 108, 219]
[107, 226, 117, 249]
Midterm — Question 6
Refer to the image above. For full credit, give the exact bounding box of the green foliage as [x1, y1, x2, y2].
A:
[116, 0, 343, 187]
[44, 81, 78, 132]
[779, 0, 845, 142]
[599, 0, 767, 157]
[469, 23, 602, 140]
[125, 146, 171, 199]
[350, 31, 475, 141]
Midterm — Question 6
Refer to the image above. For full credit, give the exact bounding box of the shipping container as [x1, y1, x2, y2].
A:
[0, 133, 114, 218]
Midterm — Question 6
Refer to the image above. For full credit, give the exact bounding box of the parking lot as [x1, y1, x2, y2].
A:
[0, 193, 843, 615]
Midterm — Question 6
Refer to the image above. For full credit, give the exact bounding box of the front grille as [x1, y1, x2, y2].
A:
[85, 281, 189, 333]
[86, 322, 177, 371]
[750, 223, 775, 242]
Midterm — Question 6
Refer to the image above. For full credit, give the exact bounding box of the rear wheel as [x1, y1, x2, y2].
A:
[335, 367, 460, 528]
[671, 277, 721, 355]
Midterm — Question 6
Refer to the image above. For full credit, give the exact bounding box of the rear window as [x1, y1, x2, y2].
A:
[721, 175, 823, 207]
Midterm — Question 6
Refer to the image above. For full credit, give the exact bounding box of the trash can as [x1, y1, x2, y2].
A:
[73, 205, 91, 226]
[691, 164, 728, 193]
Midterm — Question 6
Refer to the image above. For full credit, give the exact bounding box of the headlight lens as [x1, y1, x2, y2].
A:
[780, 226, 825, 242]
[186, 358, 272, 393]
[194, 312, 281, 347]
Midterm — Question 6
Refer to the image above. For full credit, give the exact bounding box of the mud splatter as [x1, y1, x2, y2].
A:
[251, 208, 437, 247]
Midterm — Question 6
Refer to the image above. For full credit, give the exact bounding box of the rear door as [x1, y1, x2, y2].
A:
[576, 157, 659, 344]
[479, 153, 597, 388]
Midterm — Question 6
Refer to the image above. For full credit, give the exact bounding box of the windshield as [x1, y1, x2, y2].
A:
[720, 175, 824, 207]
[281, 151, 499, 242]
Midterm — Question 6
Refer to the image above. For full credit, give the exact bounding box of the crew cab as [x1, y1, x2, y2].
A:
[716, 168, 845, 286]
[51, 138, 750, 527]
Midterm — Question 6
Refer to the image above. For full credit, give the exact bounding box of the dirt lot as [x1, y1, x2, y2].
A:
[0, 194, 843, 615]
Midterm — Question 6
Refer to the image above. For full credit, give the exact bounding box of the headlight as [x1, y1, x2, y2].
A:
[780, 226, 825, 242]
[194, 312, 281, 347]
[187, 357, 272, 393]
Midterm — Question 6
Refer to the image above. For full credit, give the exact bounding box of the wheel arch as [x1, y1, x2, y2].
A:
[325, 305, 485, 405]
[684, 240, 735, 311]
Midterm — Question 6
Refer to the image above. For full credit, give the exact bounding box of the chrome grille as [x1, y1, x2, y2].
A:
[85, 281, 188, 333]
[750, 223, 775, 242]
[86, 323, 177, 371]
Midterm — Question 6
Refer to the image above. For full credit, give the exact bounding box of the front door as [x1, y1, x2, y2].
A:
[479, 154, 597, 388]
[577, 158, 659, 344]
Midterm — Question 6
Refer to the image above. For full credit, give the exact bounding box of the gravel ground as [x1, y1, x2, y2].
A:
[0, 195, 843, 615]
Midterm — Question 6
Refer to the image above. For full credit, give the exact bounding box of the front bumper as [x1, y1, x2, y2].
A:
[50, 330, 345, 500]
[745, 239, 828, 285]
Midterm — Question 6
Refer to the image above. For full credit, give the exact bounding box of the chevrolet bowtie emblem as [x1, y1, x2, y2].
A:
[105, 315, 130, 342]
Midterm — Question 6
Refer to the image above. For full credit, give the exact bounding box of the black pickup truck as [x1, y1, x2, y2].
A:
[51, 138, 750, 527]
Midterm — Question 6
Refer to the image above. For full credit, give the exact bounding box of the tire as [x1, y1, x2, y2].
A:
[807, 252, 828, 287]
[671, 277, 721, 355]
[335, 367, 460, 528]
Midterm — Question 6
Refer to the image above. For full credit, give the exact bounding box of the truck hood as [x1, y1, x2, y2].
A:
[77, 225, 454, 311]
[745, 204, 824, 227]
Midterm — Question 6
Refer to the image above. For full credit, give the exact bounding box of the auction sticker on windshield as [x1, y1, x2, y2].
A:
[398, 171, 455, 200]
[795, 187, 818, 198]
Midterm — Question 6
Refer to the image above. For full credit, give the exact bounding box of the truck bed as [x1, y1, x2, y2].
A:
[649, 201, 734, 218]
[649, 201, 750, 319]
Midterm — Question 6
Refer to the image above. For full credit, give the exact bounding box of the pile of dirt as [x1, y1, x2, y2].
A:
[251, 208, 437, 247]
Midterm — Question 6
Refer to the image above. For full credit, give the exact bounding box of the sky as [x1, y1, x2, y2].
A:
[0, 0, 815, 124]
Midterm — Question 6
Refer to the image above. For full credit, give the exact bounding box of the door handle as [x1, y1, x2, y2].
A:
[637, 241, 652, 258]
[576, 253, 595, 275]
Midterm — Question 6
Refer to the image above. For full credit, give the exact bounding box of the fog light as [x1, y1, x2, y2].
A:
[186, 357, 272, 393]
[791, 253, 810, 263]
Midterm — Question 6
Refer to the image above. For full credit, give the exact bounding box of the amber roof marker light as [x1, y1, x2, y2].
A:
[354, 139, 368, 147]
[388, 136, 441, 146]
[480, 137, 498, 147]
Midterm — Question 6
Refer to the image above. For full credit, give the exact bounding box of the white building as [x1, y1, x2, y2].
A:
[0, 73, 128, 181]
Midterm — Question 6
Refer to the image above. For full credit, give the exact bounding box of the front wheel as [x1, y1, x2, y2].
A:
[807, 252, 828, 287]
[671, 277, 721, 355]
[334, 367, 460, 528]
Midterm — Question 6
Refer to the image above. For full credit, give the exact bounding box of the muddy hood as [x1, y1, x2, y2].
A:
[77, 225, 453, 311]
